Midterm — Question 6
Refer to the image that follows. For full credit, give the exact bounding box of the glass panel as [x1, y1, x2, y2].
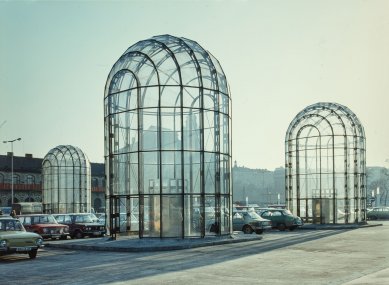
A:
[203, 110, 215, 152]
[204, 152, 216, 194]
[220, 94, 229, 115]
[141, 152, 158, 194]
[203, 89, 216, 110]
[220, 114, 229, 154]
[161, 195, 182, 237]
[184, 194, 202, 237]
[140, 87, 159, 108]
[161, 108, 181, 150]
[144, 195, 160, 237]
[141, 109, 159, 151]
[129, 153, 139, 195]
[161, 151, 182, 194]
[205, 195, 216, 236]
[184, 152, 201, 194]
[182, 87, 200, 108]
[220, 155, 230, 194]
[137, 59, 158, 87]
[161, 86, 181, 107]
[183, 108, 201, 151]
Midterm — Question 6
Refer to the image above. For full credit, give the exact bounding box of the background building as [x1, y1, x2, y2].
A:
[0, 153, 105, 211]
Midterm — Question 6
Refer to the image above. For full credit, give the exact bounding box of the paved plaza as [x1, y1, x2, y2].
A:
[1, 222, 388, 285]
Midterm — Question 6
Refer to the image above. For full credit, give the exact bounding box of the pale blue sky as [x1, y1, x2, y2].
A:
[1, 0, 389, 170]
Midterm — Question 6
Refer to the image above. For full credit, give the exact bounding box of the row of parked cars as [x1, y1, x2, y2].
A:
[0, 206, 303, 260]
[17, 213, 106, 240]
[232, 207, 304, 235]
[0, 211, 106, 260]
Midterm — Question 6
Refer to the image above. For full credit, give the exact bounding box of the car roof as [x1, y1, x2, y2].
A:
[54, 213, 91, 215]
[18, 214, 52, 216]
[0, 216, 17, 220]
[258, 208, 285, 211]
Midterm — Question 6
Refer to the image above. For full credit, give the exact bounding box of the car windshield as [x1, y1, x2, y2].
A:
[89, 213, 99, 222]
[0, 219, 24, 231]
[75, 215, 94, 223]
[282, 210, 293, 215]
[246, 211, 262, 219]
[33, 215, 58, 224]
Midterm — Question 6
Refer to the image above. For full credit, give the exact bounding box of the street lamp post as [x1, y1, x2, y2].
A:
[3, 138, 21, 205]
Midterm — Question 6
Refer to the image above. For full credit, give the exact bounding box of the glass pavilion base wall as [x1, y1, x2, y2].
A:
[107, 194, 230, 238]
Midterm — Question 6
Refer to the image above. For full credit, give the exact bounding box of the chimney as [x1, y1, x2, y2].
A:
[25, 153, 33, 158]
[7, 152, 13, 157]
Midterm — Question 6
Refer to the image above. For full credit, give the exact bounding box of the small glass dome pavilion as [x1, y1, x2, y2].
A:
[285, 102, 366, 224]
[104, 34, 232, 239]
[42, 145, 91, 214]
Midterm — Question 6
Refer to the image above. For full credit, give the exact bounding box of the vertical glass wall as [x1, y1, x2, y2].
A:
[42, 145, 91, 214]
[104, 35, 232, 238]
[285, 102, 366, 224]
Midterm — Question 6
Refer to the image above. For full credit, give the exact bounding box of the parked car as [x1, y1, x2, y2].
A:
[367, 207, 389, 220]
[233, 211, 272, 234]
[53, 213, 106, 239]
[17, 214, 70, 240]
[0, 216, 44, 259]
[259, 208, 303, 231]
[0, 207, 12, 216]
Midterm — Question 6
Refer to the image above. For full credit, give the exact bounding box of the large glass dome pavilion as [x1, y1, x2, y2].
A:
[285, 102, 366, 224]
[42, 145, 91, 214]
[104, 34, 232, 239]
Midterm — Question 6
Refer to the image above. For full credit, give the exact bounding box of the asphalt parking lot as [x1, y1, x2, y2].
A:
[1, 221, 389, 285]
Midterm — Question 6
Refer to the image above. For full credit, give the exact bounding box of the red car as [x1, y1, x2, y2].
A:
[17, 214, 70, 240]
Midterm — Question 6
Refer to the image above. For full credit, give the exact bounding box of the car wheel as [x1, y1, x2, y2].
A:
[255, 229, 263, 235]
[289, 226, 296, 231]
[60, 235, 68, 240]
[74, 230, 84, 239]
[28, 249, 37, 259]
[243, 225, 253, 234]
[277, 223, 286, 231]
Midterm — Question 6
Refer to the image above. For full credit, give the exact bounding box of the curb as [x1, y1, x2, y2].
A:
[45, 235, 263, 252]
[300, 223, 382, 230]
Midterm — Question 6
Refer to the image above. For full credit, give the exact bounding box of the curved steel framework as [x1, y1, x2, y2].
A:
[285, 102, 366, 224]
[104, 34, 232, 238]
[42, 145, 91, 214]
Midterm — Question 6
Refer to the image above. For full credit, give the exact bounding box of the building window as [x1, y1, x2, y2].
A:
[26, 175, 35, 184]
[92, 178, 99, 187]
[13, 174, 20, 184]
